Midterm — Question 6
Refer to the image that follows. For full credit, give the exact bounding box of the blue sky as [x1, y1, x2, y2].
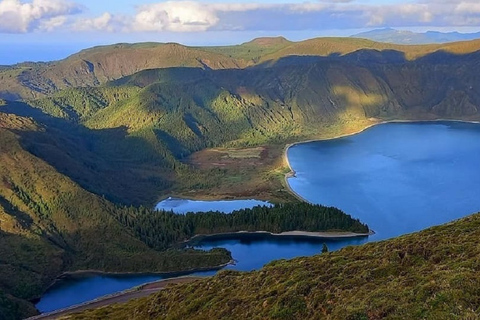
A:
[1, 0, 480, 63]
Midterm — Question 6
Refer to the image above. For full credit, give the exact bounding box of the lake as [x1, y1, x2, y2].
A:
[154, 197, 271, 213]
[287, 121, 480, 241]
[36, 121, 480, 313]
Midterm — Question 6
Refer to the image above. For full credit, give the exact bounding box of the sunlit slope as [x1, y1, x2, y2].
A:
[16, 47, 479, 205]
[0, 113, 230, 319]
[259, 37, 480, 62]
[2, 37, 480, 100]
[30, 48, 480, 153]
[72, 212, 480, 320]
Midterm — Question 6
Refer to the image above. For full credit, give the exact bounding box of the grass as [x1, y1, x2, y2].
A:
[0, 112, 232, 318]
[69, 212, 480, 319]
[221, 147, 265, 159]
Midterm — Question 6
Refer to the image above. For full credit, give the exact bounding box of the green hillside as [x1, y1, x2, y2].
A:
[0, 109, 366, 319]
[0, 112, 232, 319]
[70, 212, 480, 320]
[19, 45, 480, 202]
[2, 37, 480, 100]
[1, 37, 480, 319]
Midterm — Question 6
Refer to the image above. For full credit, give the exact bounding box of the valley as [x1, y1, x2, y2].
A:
[1, 36, 480, 319]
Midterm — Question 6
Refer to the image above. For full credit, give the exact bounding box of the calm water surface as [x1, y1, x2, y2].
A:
[287, 121, 480, 241]
[155, 198, 271, 213]
[37, 121, 480, 313]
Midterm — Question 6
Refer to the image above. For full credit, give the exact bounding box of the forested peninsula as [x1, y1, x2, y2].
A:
[116, 202, 369, 251]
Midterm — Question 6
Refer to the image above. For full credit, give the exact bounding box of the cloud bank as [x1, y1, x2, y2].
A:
[0, 0, 81, 32]
[1, 0, 480, 34]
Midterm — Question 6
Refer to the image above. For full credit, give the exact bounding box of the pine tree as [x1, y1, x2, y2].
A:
[322, 243, 329, 254]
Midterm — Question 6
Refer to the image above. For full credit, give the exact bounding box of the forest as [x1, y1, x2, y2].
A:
[114, 202, 369, 251]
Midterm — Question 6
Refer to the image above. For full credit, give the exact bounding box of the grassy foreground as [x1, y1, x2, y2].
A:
[70, 212, 480, 320]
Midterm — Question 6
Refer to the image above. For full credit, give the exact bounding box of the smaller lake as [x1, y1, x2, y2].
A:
[155, 197, 271, 214]
[35, 271, 217, 313]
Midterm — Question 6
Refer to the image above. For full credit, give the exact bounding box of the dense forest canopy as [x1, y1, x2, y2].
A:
[116, 203, 369, 251]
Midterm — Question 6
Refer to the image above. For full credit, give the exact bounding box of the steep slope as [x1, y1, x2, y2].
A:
[16, 47, 480, 202]
[258, 37, 480, 62]
[1, 100, 176, 206]
[71, 211, 480, 320]
[0, 112, 231, 318]
[0, 43, 249, 100]
[3, 38, 480, 100]
[32, 49, 480, 148]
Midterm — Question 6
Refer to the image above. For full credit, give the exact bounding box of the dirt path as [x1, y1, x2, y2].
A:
[27, 276, 202, 320]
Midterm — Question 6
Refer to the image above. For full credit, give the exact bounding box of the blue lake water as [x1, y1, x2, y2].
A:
[287, 121, 480, 241]
[36, 121, 480, 313]
[155, 197, 271, 213]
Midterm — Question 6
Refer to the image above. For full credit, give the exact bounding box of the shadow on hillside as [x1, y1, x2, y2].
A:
[0, 101, 173, 206]
[250, 48, 480, 69]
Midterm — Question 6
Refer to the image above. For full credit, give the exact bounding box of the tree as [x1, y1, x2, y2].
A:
[322, 243, 329, 254]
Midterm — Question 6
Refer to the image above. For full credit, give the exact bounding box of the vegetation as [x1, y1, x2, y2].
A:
[0, 112, 365, 319]
[10, 41, 480, 204]
[2, 37, 480, 101]
[1, 37, 480, 319]
[116, 203, 369, 251]
[0, 113, 230, 318]
[70, 212, 480, 320]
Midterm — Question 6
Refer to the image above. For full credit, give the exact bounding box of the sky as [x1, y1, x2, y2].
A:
[1, 0, 480, 64]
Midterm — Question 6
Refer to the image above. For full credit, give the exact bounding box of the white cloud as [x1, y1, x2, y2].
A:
[455, 1, 480, 14]
[38, 15, 67, 31]
[133, 1, 219, 32]
[0, 0, 82, 33]
[2, 0, 480, 34]
[74, 12, 124, 32]
[364, 4, 435, 27]
[287, 3, 328, 13]
[125, 1, 480, 33]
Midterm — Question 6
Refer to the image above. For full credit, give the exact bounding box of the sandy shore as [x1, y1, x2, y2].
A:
[272, 230, 374, 237]
[189, 229, 373, 242]
[27, 276, 203, 320]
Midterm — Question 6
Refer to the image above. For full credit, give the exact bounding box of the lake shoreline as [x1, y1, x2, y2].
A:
[35, 259, 234, 304]
[188, 230, 373, 244]
[282, 118, 480, 203]
[28, 276, 204, 320]
[57, 259, 233, 279]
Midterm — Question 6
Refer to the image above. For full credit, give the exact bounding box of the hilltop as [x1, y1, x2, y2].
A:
[2, 37, 480, 100]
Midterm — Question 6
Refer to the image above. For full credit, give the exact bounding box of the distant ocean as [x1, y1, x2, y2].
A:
[1, 43, 88, 65]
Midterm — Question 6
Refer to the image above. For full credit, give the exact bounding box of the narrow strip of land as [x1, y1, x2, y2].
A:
[189, 230, 373, 242]
[27, 276, 202, 320]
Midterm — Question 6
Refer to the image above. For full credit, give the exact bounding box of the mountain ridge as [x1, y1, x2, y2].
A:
[2, 37, 480, 100]
[351, 28, 480, 44]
